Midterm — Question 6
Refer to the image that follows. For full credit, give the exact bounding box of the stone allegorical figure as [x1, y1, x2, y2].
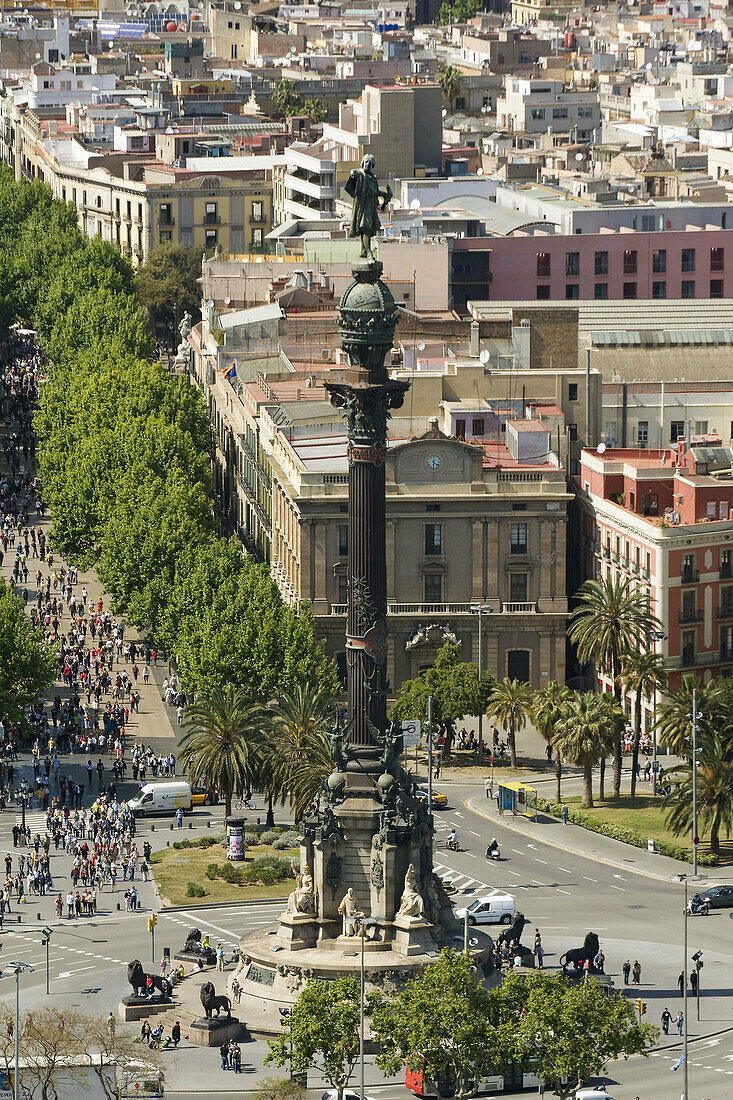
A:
[397, 862, 425, 918]
[286, 864, 315, 915]
[345, 154, 393, 261]
[338, 887, 364, 937]
[178, 311, 193, 342]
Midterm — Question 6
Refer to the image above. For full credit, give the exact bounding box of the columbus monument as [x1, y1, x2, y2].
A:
[231, 159, 492, 1031]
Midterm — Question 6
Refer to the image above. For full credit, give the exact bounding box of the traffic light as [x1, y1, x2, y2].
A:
[692, 950, 703, 970]
[634, 998, 646, 1015]
[147, 915, 157, 932]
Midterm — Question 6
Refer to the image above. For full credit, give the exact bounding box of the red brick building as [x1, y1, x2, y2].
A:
[577, 439, 733, 721]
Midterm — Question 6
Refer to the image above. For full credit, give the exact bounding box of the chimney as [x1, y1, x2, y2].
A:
[428, 416, 439, 432]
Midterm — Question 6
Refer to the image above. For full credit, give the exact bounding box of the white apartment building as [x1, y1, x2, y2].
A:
[25, 60, 118, 110]
[496, 79, 600, 142]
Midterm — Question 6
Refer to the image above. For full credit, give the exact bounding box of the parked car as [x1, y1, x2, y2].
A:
[700, 884, 733, 908]
[455, 893, 516, 926]
[415, 789, 448, 808]
[191, 785, 218, 806]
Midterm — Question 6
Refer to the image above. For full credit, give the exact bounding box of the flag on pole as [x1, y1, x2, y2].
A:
[221, 360, 237, 381]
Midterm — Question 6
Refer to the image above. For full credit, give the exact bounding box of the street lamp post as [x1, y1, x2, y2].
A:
[470, 604, 492, 755]
[1, 961, 34, 1100]
[356, 917, 379, 1100]
[650, 631, 666, 796]
[41, 928, 52, 995]
[672, 872, 707, 1100]
[691, 690, 700, 876]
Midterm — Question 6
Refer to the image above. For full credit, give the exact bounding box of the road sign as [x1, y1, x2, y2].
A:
[402, 720, 421, 747]
[672, 1054, 686, 1071]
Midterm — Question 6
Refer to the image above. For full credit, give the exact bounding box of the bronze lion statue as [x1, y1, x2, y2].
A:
[560, 931, 600, 973]
[200, 981, 232, 1018]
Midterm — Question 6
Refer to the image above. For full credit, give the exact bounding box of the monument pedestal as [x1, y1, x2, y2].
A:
[189, 1017, 245, 1047]
[392, 914, 437, 957]
[118, 997, 171, 1022]
[276, 913, 319, 950]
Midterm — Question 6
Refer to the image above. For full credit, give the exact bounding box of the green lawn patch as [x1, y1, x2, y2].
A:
[538, 794, 723, 866]
[151, 835, 300, 906]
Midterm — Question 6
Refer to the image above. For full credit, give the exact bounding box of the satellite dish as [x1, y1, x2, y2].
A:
[224, 296, 231, 305]
[442, 108, 447, 117]
[597, 442, 607, 453]
[575, 152, 584, 161]
[206, 300, 214, 309]
[410, 198, 421, 210]
[234, 1, 241, 7]
[477, 167, 483, 175]
[479, 349, 490, 364]
[417, 341, 426, 351]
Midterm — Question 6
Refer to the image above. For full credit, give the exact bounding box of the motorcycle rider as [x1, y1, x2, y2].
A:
[486, 838, 500, 860]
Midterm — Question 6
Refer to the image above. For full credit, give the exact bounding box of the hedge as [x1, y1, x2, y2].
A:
[534, 796, 720, 867]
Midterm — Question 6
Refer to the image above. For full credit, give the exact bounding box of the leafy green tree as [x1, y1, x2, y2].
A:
[485, 677, 534, 769]
[179, 686, 268, 816]
[568, 575, 657, 798]
[303, 98, 328, 123]
[532, 681, 572, 802]
[265, 978, 368, 1100]
[618, 650, 667, 802]
[437, 63, 463, 113]
[267, 682, 335, 819]
[136, 242, 204, 338]
[513, 970, 657, 1099]
[372, 949, 518, 1098]
[273, 79, 304, 118]
[551, 692, 620, 807]
[0, 581, 56, 730]
[391, 644, 494, 758]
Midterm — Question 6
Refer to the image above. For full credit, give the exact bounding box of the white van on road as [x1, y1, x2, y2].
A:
[127, 781, 192, 816]
[455, 892, 516, 926]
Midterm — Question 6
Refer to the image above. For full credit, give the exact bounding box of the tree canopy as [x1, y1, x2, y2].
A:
[0, 166, 336, 700]
[136, 241, 204, 335]
[0, 580, 56, 728]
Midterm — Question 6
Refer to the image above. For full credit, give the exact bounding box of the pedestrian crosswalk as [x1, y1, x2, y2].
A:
[433, 860, 495, 896]
[15, 812, 48, 834]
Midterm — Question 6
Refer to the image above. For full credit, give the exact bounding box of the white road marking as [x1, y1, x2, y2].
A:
[583, 876, 598, 882]
[609, 885, 626, 891]
[454, 812, 464, 818]
[534, 858, 547, 865]
[470, 831, 481, 837]
[558, 867, 572, 874]
[557, 889, 572, 895]
[57, 966, 95, 978]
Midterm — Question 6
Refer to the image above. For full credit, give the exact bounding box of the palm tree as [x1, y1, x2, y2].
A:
[664, 731, 733, 855]
[485, 678, 534, 769]
[267, 682, 335, 820]
[532, 681, 572, 802]
[568, 574, 658, 798]
[619, 651, 667, 804]
[179, 686, 268, 817]
[655, 675, 724, 757]
[437, 63, 462, 114]
[551, 692, 621, 807]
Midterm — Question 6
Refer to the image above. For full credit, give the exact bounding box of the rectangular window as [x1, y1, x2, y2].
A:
[681, 280, 695, 298]
[682, 553, 697, 583]
[424, 574, 443, 604]
[637, 421, 648, 445]
[510, 523, 527, 554]
[536, 252, 551, 277]
[338, 574, 348, 604]
[652, 248, 666, 273]
[682, 248, 695, 272]
[472, 418, 485, 436]
[652, 281, 666, 299]
[456, 418, 466, 439]
[623, 282, 637, 299]
[565, 252, 579, 276]
[671, 420, 685, 442]
[160, 202, 172, 226]
[252, 228, 263, 248]
[711, 279, 724, 298]
[338, 524, 348, 557]
[566, 284, 579, 300]
[682, 589, 697, 617]
[594, 282, 608, 299]
[552, 106, 568, 118]
[569, 424, 578, 441]
[425, 523, 442, 555]
[205, 201, 218, 224]
[205, 229, 217, 248]
[594, 251, 608, 276]
[682, 630, 696, 664]
[252, 200, 263, 222]
[509, 573, 528, 602]
[536, 285, 550, 299]
[642, 494, 659, 516]
[711, 246, 724, 271]
[623, 249, 637, 275]
[568, 383, 578, 401]
[695, 420, 708, 435]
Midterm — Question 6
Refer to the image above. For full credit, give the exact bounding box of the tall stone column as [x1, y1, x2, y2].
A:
[326, 261, 408, 771]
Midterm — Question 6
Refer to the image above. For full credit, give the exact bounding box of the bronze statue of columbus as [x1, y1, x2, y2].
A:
[345, 154, 393, 261]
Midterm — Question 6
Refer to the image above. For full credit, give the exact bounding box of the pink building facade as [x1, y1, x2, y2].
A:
[451, 227, 733, 307]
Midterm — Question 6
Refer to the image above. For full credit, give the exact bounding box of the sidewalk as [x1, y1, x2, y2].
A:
[465, 794, 728, 884]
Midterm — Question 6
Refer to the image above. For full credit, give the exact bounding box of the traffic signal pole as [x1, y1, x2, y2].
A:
[148, 914, 157, 964]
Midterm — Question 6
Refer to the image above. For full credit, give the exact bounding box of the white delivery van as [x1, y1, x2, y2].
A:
[127, 781, 192, 816]
[455, 893, 516, 926]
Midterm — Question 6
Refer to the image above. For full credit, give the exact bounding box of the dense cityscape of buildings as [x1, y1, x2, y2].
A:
[5, 0, 733, 726]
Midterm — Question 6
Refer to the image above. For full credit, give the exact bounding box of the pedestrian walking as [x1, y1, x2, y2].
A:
[676, 1010, 684, 1036]
[106, 1012, 116, 1037]
[216, 943, 225, 972]
[533, 930, 543, 969]
[632, 959, 641, 985]
[220, 1040, 230, 1071]
[678, 970, 685, 995]
[171, 1022, 180, 1047]
[176, 807, 184, 829]
[561, 804, 569, 825]
[661, 1008, 672, 1035]
[622, 959, 631, 986]
[690, 969, 698, 995]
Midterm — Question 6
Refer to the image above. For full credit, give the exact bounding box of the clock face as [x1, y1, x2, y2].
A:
[427, 454, 442, 470]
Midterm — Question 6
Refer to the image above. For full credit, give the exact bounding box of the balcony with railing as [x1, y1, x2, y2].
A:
[501, 602, 537, 614]
[666, 650, 719, 669]
[718, 605, 733, 621]
[681, 568, 699, 584]
[721, 563, 733, 580]
[678, 609, 703, 624]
